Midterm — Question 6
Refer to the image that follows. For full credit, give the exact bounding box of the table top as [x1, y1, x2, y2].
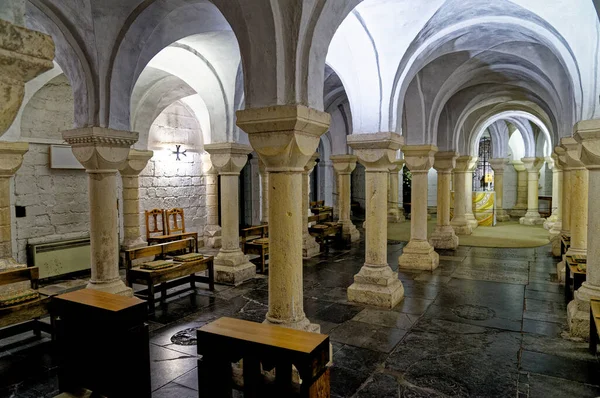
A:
[55, 288, 144, 312]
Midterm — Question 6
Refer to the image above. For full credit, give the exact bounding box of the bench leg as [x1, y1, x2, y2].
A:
[160, 282, 167, 304]
[32, 319, 41, 338]
[147, 281, 156, 315]
[190, 273, 196, 291]
[208, 261, 215, 291]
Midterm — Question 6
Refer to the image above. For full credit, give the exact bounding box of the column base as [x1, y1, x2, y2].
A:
[387, 208, 406, 223]
[347, 265, 404, 308]
[509, 207, 527, 217]
[204, 225, 222, 248]
[496, 209, 511, 222]
[520, 211, 544, 225]
[121, 236, 147, 251]
[340, 220, 360, 242]
[567, 282, 600, 339]
[398, 240, 439, 271]
[450, 220, 473, 235]
[264, 316, 320, 333]
[549, 224, 562, 257]
[557, 256, 566, 284]
[214, 249, 256, 285]
[466, 215, 479, 229]
[429, 225, 459, 250]
[303, 233, 321, 259]
[0, 258, 29, 294]
[543, 214, 559, 230]
[87, 277, 133, 297]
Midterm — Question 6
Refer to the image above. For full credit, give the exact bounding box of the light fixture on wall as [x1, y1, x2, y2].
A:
[171, 145, 187, 161]
[484, 173, 493, 191]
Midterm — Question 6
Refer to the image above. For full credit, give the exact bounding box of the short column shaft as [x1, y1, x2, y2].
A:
[569, 168, 588, 253]
[365, 169, 388, 266]
[220, 174, 240, 250]
[437, 171, 451, 226]
[411, 171, 429, 241]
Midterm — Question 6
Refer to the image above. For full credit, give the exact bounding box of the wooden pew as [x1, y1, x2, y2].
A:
[197, 317, 330, 397]
[565, 254, 586, 303]
[240, 225, 269, 273]
[308, 212, 342, 251]
[124, 239, 214, 313]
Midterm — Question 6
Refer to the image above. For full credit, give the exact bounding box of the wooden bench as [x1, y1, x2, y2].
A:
[310, 200, 325, 209]
[0, 266, 53, 340]
[565, 255, 586, 303]
[241, 225, 269, 273]
[124, 239, 214, 313]
[197, 317, 330, 397]
[590, 297, 600, 354]
[308, 212, 342, 251]
[145, 208, 199, 250]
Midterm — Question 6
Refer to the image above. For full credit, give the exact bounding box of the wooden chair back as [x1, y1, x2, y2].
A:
[145, 209, 166, 240]
[310, 200, 325, 208]
[240, 225, 268, 251]
[165, 208, 186, 235]
[0, 267, 39, 289]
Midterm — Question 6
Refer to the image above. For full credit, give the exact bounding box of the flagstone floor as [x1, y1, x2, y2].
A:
[1, 232, 599, 397]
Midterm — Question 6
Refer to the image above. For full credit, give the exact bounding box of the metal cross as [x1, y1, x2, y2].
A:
[172, 145, 187, 161]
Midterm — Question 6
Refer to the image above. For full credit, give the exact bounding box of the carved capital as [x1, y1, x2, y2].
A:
[119, 149, 153, 176]
[554, 146, 568, 169]
[489, 158, 508, 174]
[433, 151, 458, 172]
[574, 119, 600, 170]
[560, 137, 584, 169]
[454, 156, 477, 173]
[304, 152, 319, 173]
[204, 142, 252, 175]
[347, 132, 403, 171]
[389, 159, 405, 173]
[511, 160, 526, 172]
[0, 141, 28, 177]
[403, 145, 437, 172]
[236, 105, 330, 172]
[330, 154, 358, 174]
[62, 127, 139, 171]
[521, 157, 544, 173]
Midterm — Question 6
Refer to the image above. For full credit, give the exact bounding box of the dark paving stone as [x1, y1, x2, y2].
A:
[520, 350, 600, 384]
[528, 373, 600, 398]
[392, 296, 433, 315]
[523, 309, 567, 324]
[314, 302, 364, 324]
[525, 289, 564, 302]
[172, 368, 198, 391]
[355, 372, 400, 398]
[521, 333, 597, 362]
[150, 345, 197, 392]
[526, 282, 563, 294]
[303, 297, 333, 318]
[228, 301, 268, 323]
[332, 345, 386, 374]
[413, 273, 451, 284]
[522, 319, 566, 338]
[352, 308, 415, 329]
[152, 382, 198, 398]
[467, 247, 535, 260]
[402, 281, 443, 300]
[525, 298, 566, 314]
[422, 303, 522, 332]
[329, 321, 407, 353]
[330, 365, 371, 397]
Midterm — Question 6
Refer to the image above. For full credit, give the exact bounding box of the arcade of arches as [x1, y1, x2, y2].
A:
[2, 0, 600, 396]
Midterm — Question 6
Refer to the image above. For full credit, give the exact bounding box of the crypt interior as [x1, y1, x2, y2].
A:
[2, 0, 600, 397]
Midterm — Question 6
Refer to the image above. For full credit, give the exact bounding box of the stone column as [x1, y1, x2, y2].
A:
[201, 155, 221, 248]
[510, 160, 528, 217]
[119, 150, 153, 250]
[554, 147, 571, 278]
[237, 105, 328, 331]
[387, 160, 406, 223]
[519, 157, 545, 225]
[399, 145, 440, 270]
[451, 156, 478, 235]
[204, 143, 255, 285]
[63, 127, 138, 296]
[429, 151, 459, 250]
[330, 155, 360, 242]
[566, 122, 598, 338]
[346, 133, 404, 308]
[489, 158, 510, 222]
[258, 158, 269, 224]
[544, 156, 562, 231]
[302, 153, 320, 258]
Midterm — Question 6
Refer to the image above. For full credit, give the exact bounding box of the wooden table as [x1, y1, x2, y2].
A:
[197, 317, 330, 397]
[53, 289, 151, 398]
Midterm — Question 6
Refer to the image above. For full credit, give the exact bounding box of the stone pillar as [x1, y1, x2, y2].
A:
[451, 156, 478, 235]
[201, 155, 221, 248]
[544, 156, 562, 231]
[429, 151, 459, 250]
[554, 147, 571, 278]
[399, 145, 440, 270]
[346, 133, 404, 308]
[510, 160, 528, 217]
[302, 153, 320, 258]
[331, 155, 360, 242]
[388, 160, 406, 223]
[237, 105, 328, 331]
[489, 158, 510, 222]
[519, 157, 545, 225]
[204, 143, 255, 286]
[119, 150, 153, 250]
[566, 122, 598, 338]
[258, 158, 269, 224]
[63, 127, 138, 296]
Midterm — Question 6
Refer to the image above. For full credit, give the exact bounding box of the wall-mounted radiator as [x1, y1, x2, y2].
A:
[27, 238, 91, 280]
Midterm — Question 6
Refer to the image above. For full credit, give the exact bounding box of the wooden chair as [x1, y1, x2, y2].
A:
[145, 208, 166, 241]
[240, 225, 269, 273]
[145, 207, 199, 251]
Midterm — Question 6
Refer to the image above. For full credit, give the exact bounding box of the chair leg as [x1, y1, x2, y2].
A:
[190, 273, 196, 290]
[32, 320, 41, 338]
[208, 261, 215, 291]
[160, 282, 167, 304]
[148, 282, 156, 315]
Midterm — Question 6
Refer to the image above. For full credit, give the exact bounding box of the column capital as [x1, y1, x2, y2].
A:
[119, 149, 153, 176]
[347, 132, 403, 171]
[455, 156, 478, 173]
[433, 151, 458, 172]
[511, 159, 525, 172]
[0, 19, 55, 136]
[574, 119, 600, 169]
[62, 127, 138, 171]
[204, 142, 252, 175]
[236, 105, 329, 172]
[489, 158, 508, 174]
[545, 155, 555, 170]
[0, 141, 28, 177]
[554, 146, 569, 170]
[330, 154, 358, 174]
[520, 157, 544, 172]
[549, 153, 562, 171]
[402, 144, 438, 172]
[304, 152, 319, 173]
[561, 136, 585, 169]
[389, 159, 405, 173]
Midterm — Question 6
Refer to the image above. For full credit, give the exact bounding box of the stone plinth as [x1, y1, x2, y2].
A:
[63, 127, 138, 296]
[331, 155, 360, 242]
[519, 157, 545, 225]
[237, 105, 329, 332]
[489, 158, 510, 222]
[399, 145, 440, 270]
[429, 151, 459, 250]
[451, 156, 478, 235]
[205, 143, 255, 286]
[388, 160, 405, 223]
[201, 155, 221, 248]
[510, 160, 528, 217]
[347, 133, 404, 308]
[302, 153, 320, 258]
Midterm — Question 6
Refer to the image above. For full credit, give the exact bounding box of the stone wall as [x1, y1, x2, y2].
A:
[503, 164, 518, 210]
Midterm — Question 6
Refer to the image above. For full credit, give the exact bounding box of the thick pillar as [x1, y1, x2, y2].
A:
[399, 145, 440, 270]
[302, 153, 320, 258]
[544, 156, 562, 231]
[566, 123, 598, 338]
[204, 143, 255, 286]
[519, 157, 545, 225]
[346, 133, 404, 308]
[388, 161, 406, 223]
[119, 150, 153, 250]
[330, 155, 360, 242]
[510, 161, 528, 217]
[555, 147, 571, 277]
[237, 105, 328, 331]
[489, 158, 510, 222]
[201, 155, 221, 248]
[429, 151, 459, 250]
[63, 128, 138, 296]
[258, 158, 269, 224]
[451, 156, 478, 235]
